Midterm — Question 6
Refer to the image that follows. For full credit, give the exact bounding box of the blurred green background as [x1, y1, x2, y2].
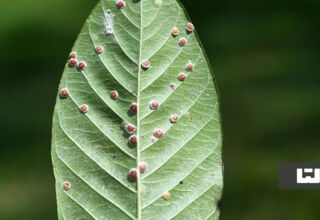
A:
[1, 0, 320, 219]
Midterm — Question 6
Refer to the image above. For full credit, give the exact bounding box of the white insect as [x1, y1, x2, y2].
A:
[155, 0, 162, 7]
[104, 9, 114, 35]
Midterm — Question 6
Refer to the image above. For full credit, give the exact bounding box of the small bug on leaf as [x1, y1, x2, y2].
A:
[163, 192, 171, 200]
[139, 162, 147, 173]
[149, 100, 159, 110]
[110, 90, 118, 99]
[178, 73, 187, 81]
[129, 168, 137, 180]
[125, 124, 136, 134]
[154, 129, 164, 139]
[141, 59, 150, 69]
[69, 58, 77, 67]
[60, 88, 69, 98]
[117, 0, 126, 9]
[170, 114, 179, 123]
[179, 38, 187, 47]
[78, 61, 87, 71]
[130, 103, 138, 113]
[129, 135, 137, 146]
[186, 62, 194, 72]
[62, 182, 71, 191]
[80, 104, 89, 113]
[95, 46, 104, 54]
[187, 22, 195, 33]
[69, 52, 77, 59]
[172, 27, 179, 36]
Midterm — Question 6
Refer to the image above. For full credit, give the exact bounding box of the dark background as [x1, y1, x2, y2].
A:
[1, 0, 320, 219]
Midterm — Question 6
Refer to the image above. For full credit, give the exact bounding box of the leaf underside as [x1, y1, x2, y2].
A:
[51, 0, 222, 219]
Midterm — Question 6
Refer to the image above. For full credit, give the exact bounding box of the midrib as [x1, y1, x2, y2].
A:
[136, 1, 143, 219]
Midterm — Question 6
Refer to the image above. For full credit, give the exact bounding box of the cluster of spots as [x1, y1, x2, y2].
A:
[170, 23, 196, 87]
[116, 0, 126, 9]
[125, 22, 198, 196]
[63, 18, 196, 204]
[176, 61, 194, 82]
[69, 52, 77, 67]
[128, 162, 147, 181]
[62, 182, 71, 191]
[171, 23, 194, 47]
[163, 192, 171, 200]
[69, 51, 87, 71]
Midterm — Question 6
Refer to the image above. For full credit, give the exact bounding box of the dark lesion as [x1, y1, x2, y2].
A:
[217, 199, 222, 211]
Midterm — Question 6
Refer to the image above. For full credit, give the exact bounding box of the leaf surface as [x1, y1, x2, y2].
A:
[52, 0, 223, 219]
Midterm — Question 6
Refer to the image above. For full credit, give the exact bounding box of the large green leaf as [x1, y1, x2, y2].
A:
[51, 0, 222, 219]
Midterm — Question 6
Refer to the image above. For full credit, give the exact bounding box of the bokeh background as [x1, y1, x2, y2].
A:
[1, 0, 320, 219]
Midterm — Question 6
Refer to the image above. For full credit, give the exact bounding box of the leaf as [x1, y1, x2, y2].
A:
[51, 0, 223, 219]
